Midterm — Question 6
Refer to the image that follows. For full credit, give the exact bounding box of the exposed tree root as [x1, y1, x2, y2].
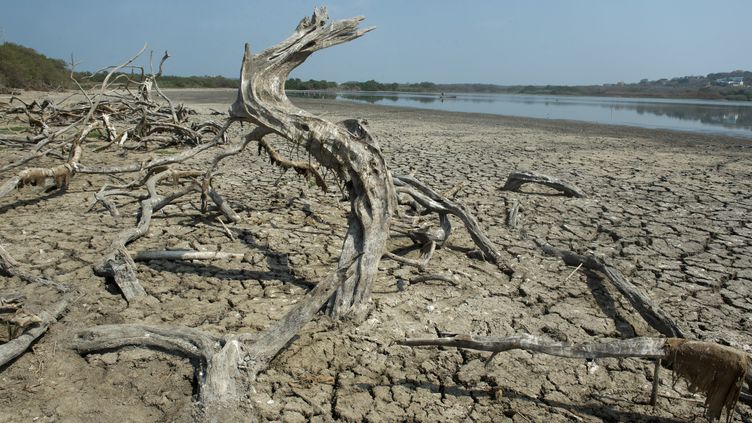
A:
[502, 170, 586, 198]
[75, 262, 354, 420]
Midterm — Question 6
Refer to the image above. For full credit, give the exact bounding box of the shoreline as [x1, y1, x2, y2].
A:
[295, 97, 752, 147]
[162, 88, 752, 145]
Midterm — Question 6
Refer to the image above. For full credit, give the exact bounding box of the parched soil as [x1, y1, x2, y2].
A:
[1, 89, 751, 422]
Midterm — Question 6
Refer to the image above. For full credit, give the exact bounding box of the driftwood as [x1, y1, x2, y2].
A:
[74, 9, 395, 419]
[133, 250, 244, 261]
[538, 241, 687, 338]
[402, 333, 669, 359]
[0, 296, 71, 368]
[95, 169, 202, 302]
[506, 198, 520, 228]
[70, 10, 514, 418]
[401, 334, 750, 422]
[0, 6, 741, 422]
[227, 13, 395, 319]
[0, 245, 69, 292]
[502, 170, 586, 198]
[393, 175, 503, 266]
[0, 45, 224, 207]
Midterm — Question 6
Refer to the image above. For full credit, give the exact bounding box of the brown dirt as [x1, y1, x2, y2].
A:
[1, 89, 751, 422]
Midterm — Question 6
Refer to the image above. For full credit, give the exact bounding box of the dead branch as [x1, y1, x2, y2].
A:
[148, 51, 179, 123]
[133, 250, 244, 261]
[538, 241, 687, 338]
[208, 187, 241, 223]
[258, 138, 327, 191]
[0, 296, 72, 367]
[393, 175, 503, 266]
[0, 123, 95, 198]
[383, 241, 436, 271]
[0, 245, 69, 292]
[506, 198, 520, 228]
[409, 273, 458, 286]
[401, 334, 750, 422]
[401, 333, 667, 358]
[95, 169, 202, 302]
[502, 170, 586, 198]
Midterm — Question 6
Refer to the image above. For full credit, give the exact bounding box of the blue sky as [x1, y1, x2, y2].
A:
[2, 0, 751, 85]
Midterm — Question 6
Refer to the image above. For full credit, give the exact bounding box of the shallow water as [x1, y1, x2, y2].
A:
[293, 91, 752, 139]
[165, 89, 752, 139]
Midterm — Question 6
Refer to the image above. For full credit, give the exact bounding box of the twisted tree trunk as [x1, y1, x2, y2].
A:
[76, 9, 398, 419]
[228, 9, 395, 318]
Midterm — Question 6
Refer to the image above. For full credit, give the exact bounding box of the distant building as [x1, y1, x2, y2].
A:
[715, 76, 745, 87]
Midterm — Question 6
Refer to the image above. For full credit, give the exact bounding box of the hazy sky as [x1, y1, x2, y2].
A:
[2, 0, 751, 85]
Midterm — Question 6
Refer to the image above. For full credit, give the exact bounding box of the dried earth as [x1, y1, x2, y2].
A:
[1, 88, 751, 422]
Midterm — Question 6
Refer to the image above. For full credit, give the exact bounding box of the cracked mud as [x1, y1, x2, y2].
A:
[1, 90, 751, 422]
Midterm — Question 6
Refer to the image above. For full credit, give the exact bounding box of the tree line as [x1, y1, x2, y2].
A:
[1, 41, 750, 101]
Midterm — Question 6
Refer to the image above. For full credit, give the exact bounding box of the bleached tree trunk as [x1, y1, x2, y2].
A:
[228, 9, 395, 318]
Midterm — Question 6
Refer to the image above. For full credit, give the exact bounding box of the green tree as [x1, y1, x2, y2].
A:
[0, 42, 70, 90]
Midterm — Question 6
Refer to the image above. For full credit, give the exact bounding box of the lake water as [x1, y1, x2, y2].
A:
[290, 91, 752, 139]
[165, 89, 752, 139]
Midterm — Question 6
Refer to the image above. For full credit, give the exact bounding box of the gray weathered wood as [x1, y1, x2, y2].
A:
[502, 170, 586, 198]
[228, 8, 394, 319]
[538, 241, 687, 338]
[95, 170, 201, 302]
[0, 296, 71, 367]
[401, 333, 667, 359]
[76, 9, 397, 420]
[133, 250, 244, 261]
[0, 245, 69, 292]
[506, 199, 520, 228]
[393, 175, 503, 266]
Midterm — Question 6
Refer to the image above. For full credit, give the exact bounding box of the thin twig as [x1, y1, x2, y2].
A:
[216, 216, 235, 241]
[564, 263, 583, 281]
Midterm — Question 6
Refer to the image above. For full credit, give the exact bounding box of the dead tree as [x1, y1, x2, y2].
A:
[4, 7, 744, 422]
[70, 8, 508, 420]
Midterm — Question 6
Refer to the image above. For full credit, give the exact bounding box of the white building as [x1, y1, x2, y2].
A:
[715, 76, 745, 87]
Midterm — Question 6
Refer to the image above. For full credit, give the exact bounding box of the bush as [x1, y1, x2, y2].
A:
[0, 42, 70, 90]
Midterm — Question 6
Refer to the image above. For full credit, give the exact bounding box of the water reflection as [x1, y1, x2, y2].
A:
[286, 91, 752, 138]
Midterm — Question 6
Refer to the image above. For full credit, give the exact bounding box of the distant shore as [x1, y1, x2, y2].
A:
[163, 88, 752, 142]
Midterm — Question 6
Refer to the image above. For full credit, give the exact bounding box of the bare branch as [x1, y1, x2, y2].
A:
[502, 170, 586, 198]
[538, 241, 687, 338]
